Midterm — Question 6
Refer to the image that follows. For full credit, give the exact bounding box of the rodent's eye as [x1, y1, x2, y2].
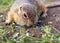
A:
[23, 13, 27, 18]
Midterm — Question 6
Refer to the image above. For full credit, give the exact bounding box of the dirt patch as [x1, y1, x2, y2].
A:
[42, 7, 60, 33]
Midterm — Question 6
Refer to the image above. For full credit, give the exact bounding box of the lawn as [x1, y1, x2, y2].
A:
[0, 0, 60, 43]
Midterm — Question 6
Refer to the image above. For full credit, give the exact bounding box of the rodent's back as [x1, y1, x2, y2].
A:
[10, 0, 38, 10]
[10, 0, 29, 10]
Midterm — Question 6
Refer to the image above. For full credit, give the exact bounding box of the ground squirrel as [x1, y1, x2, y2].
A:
[5, 0, 60, 27]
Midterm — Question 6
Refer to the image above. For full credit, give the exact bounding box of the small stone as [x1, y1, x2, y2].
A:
[26, 33, 29, 36]
[48, 21, 53, 24]
[53, 14, 57, 17]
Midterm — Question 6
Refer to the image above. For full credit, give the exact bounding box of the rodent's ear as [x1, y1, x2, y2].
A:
[18, 7, 22, 14]
[20, 7, 22, 10]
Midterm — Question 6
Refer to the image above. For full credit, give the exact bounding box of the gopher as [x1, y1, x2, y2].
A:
[5, 0, 60, 27]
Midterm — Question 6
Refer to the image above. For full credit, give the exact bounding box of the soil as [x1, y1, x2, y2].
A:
[0, 0, 60, 37]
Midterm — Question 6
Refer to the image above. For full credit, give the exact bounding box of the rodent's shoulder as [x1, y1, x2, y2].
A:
[10, 0, 40, 12]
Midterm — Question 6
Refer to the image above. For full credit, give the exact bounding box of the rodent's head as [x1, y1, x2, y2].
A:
[17, 4, 37, 27]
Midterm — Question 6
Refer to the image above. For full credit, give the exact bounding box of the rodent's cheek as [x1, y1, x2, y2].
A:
[27, 20, 33, 25]
[14, 14, 26, 26]
[17, 18, 26, 26]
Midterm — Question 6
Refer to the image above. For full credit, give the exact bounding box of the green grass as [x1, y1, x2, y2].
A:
[0, 0, 14, 13]
[0, 25, 60, 43]
[0, 0, 14, 5]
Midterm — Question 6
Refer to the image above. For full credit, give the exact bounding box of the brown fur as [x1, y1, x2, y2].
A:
[5, 0, 47, 26]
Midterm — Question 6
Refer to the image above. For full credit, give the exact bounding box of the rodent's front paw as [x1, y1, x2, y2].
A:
[42, 13, 47, 18]
[42, 9, 48, 18]
[38, 13, 47, 20]
[5, 20, 11, 25]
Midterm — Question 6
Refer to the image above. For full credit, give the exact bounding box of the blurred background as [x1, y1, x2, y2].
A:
[0, 0, 60, 43]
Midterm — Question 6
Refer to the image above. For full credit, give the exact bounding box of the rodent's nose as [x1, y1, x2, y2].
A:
[35, 21, 42, 27]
